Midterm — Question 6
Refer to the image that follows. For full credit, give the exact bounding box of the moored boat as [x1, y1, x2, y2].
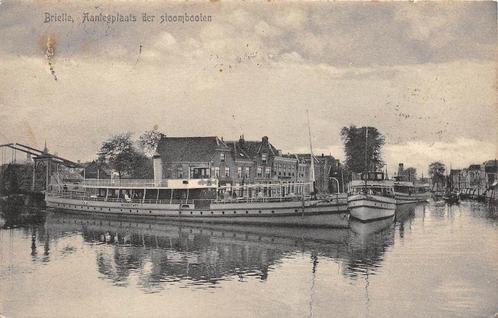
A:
[347, 172, 396, 222]
[45, 178, 349, 228]
[442, 191, 460, 205]
[393, 181, 431, 205]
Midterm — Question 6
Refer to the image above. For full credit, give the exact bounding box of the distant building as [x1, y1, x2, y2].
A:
[467, 164, 484, 189]
[484, 159, 497, 188]
[293, 153, 342, 193]
[449, 169, 463, 190]
[82, 161, 111, 179]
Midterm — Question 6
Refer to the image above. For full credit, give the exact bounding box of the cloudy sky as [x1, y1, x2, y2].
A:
[0, 1, 496, 174]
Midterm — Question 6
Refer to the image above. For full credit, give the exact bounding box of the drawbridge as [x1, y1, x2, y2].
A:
[0, 142, 81, 192]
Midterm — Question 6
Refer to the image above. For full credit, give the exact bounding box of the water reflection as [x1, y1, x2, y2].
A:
[41, 211, 402, 290]
[2, 202, 498, 318]
[347, 217, 394, 277]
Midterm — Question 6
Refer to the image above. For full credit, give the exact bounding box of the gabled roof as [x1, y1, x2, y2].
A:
[484, 160, 498, 167]
[157, 137, 229, 163]
[227, 137, 279, 159]
[468, 164, 481, 170]
[484, 159, 497, 173]
[238, 141, 278, 158]
[227, 141, 252, 161]
[293, 153, 336, 164]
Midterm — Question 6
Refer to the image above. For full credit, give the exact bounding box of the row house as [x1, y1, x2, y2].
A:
[449, 169, 464, 190]
[445, 160, 497, 192]
[155, 136, 313, 197]
[484, 160, 497, 185]
[230, 136, 307, 196]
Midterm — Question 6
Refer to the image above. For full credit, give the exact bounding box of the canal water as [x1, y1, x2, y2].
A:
[0, 202, 497, 318]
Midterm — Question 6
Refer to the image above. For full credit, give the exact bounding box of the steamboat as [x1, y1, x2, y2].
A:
[45, 178, 349, 227]
[347, 172, 396, 222]
[393, 181, 431, 204]
[346, 127, 396, 222]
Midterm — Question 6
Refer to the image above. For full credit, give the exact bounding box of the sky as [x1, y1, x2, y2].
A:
[0, 1, 496, 175]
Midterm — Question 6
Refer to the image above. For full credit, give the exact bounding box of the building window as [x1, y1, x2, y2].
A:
[262, 153, 267, 164]
[225, 167, 230, 177]
[214, 167, 220, 177]
[237, 167, 242, 178]
[220, 153, 225, 162]
[177, 168, 183, 178]
[265, 167, 271, 178]
[244, 167, 250, 178]
[257, 166, 262, 178]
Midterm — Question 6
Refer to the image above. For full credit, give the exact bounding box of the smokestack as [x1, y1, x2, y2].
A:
[398, 163, 404, 176]
[153, 151, 162, 185]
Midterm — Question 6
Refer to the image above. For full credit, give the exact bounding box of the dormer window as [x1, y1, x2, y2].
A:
[220, 153, 225, 162]
[262, 153, 267, 163]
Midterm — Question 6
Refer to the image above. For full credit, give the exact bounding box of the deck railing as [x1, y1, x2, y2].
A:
[74, 178, 219, 189]
[79, 179, 165, 187]
[47, 190, 346, 206]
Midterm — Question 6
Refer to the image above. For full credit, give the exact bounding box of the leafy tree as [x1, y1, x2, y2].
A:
[98, 133, 138, 179]
[340, 125, 385, 173]
[130, 154, 153, 179]
[428, 161, 446, 190]
[98, 133, 154, 179]
[138, 129, 165, 158]
[0, 164, 20, 195]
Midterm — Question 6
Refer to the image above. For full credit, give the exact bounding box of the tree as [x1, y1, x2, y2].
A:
[340, 125, 385, 173]
[138, 128, 165, 158]
[98, 133, 139, 179]
[98, 133, 155, 179]
[428, 161, 446, 190]
[130, 154, 153, 179]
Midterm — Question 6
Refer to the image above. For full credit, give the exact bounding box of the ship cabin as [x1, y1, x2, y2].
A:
[49, 178, 314, 207]
[393, 181, 414, 194]
[348, 172, 395, 198]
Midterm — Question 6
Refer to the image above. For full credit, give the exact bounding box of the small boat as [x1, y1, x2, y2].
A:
[442, 192, 460, 204]
[347, 171, 396, 222]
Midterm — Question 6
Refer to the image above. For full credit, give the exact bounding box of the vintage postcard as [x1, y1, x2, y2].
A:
[0, 1, 497, 318]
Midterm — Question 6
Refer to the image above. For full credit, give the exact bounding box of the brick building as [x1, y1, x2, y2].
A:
[293, 154, 342, 193]
[155, 135, 342, 195]
[156, 136, 232, 181]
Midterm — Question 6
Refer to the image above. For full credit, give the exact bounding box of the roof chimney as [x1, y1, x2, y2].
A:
[262, 136, 268, 145]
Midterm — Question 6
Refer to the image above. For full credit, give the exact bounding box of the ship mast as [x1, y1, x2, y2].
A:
[364, 126, 369, 190]
[306, 110, 316, 194]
